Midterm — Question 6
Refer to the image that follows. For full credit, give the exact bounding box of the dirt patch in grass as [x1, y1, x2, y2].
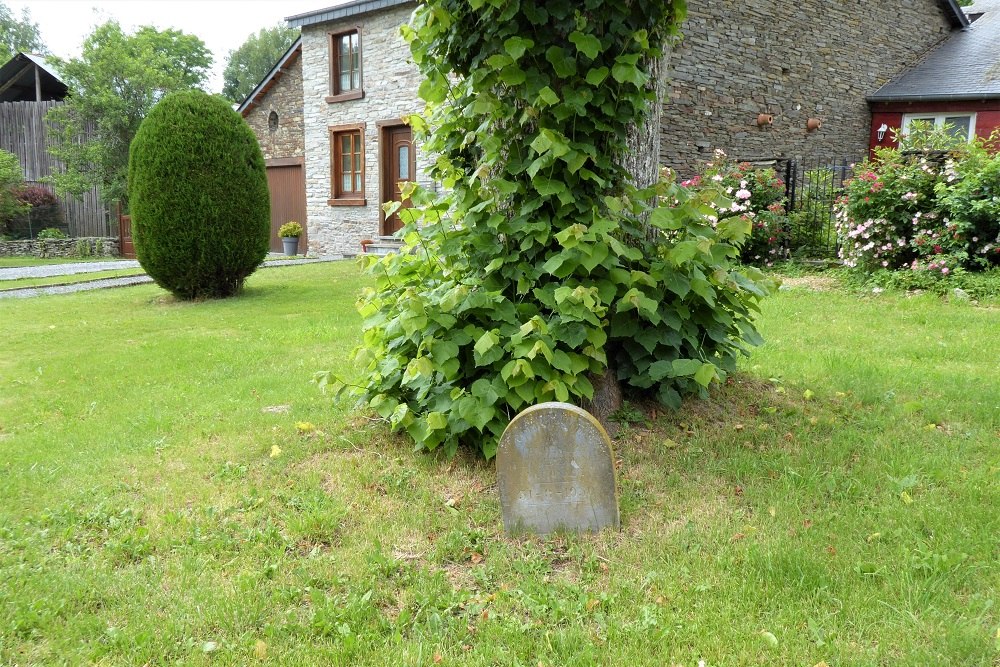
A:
[779, 274, 840, 291]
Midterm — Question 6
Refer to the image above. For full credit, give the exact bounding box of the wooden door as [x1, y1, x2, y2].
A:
[381, 125, 414, 236]
[266, 161, 307, 252]
[118, 214, 135, 259]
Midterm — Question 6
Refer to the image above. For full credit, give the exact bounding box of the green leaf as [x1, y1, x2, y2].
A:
[504, 36, 534, 60]
[694, 362, 717, 387]
[672, 359, 702, 377]
[536, 86, 559, 106]
[569, 31, 602, 59]
[585, 66, 610, 85]
[426, 411, 448, 431]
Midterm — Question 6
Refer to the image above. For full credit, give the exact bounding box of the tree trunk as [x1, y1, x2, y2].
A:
[586, 44, 673, 435]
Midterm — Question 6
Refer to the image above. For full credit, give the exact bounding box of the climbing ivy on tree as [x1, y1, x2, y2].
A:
[323, 0, 773, 458]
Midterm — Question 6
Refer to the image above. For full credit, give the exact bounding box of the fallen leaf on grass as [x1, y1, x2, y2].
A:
[296, 421, 316, 434]
[585, 598, 601, 612]
[262, 405, 290, 414]
[254, 640, 267, 660]
[760, 630, 779, 648]
[900, 491, 914, 505]
[803, 389, 815, 401]
[269, 445, 282, 458]
[203, 641, 219, 653]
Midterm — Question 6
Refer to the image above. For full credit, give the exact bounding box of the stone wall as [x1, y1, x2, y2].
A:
[0, 237, 120, 258]
[661, 0, 956, 176]
[244, 50, 306, 161]
[300, 3, 431, 256]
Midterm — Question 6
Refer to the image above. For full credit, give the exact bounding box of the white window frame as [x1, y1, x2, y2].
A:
[901, 112, 977, 142]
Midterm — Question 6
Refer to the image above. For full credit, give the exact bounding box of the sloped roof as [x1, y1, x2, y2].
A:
[0, 53, 67, 102]
[286, 0, 414, 28]
[238, 36, 302, 116]
[870, 0, 1000, 102]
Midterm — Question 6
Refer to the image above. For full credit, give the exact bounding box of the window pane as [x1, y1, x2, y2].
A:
[341, 154, 351, 176]
[944, 116, 971, 138]
[339, 34, 351, 57]
[353, 152, 361, 173]
[355, 173, 363, 191]
[342, 174, 352, 192]
[398, 145, 410, 180]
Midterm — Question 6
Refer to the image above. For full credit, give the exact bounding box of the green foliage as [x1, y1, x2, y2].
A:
[836, 124, 1000, 274]
[0, 2, 44, 62]
[46, 21, 211, 209]
[326, 0, 771, 458]
[222, 24, 299, 103]
[0, 148, 27, 233]
[36, 227, 66, 240]
[685, 151, 788, 265]
[278, 221, 303, 238]
[128, 90, 270, 299]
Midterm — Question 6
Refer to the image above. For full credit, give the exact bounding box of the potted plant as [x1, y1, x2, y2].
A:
[278, 221, 302, 256]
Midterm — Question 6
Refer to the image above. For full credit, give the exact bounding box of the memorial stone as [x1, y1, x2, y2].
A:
[497, 402, 620, 534]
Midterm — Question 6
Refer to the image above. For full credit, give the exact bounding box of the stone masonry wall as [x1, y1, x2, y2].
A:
[0, 237, 120, 258]
[661, 0, 956, 176]
[244, 52, 305, 161]
[301, 3, 430, 256]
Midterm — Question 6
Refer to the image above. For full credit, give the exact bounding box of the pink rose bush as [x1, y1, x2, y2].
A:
[682, 150, 788, 266]
[836, 125, 1000, 276]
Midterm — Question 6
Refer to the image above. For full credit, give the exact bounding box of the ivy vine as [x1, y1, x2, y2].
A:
[321, 0, 773, 458]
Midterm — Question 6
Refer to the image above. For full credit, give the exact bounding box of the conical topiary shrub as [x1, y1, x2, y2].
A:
[128, 89, 270, 299]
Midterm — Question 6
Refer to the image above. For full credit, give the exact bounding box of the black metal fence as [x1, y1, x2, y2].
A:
[740, 156, 861, 258]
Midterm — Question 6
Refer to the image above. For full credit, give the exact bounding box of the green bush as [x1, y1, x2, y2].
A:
[128, 90, 270, 299]
[682, 151, 789, 265]
[0, 149, 28, 234]
[835, 123, 1000, 275]
[278, 221, 302, 238]
[36, 228, 67, 240]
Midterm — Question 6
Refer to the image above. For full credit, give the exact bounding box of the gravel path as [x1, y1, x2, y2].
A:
[0, 257, 341, 299]
[0, 260, 141, 280]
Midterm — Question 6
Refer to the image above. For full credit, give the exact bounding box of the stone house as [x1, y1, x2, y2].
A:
[258, 0, 974, 256]
[283, 0, 429, 257]
[239, 37, 308, 253]
[661, 0, 970, 175]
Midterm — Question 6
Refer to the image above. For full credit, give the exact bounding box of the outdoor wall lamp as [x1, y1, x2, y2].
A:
[876, 123, 889, 142]
[757, 113, 773, 126]
[806, 117, 823, 132]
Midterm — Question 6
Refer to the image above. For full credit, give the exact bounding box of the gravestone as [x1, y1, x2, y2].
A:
[497, 402, 620, 534]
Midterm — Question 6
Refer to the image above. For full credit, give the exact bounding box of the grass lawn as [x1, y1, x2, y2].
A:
[1, 262, 997, 666]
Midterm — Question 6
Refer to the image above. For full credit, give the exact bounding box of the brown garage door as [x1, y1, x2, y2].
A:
[266, 158, 307, 253]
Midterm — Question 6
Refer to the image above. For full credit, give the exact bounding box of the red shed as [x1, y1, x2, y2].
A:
[868, 0, 1000, 151]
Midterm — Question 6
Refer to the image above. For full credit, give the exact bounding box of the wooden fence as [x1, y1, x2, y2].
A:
[0, 100, 112, 238]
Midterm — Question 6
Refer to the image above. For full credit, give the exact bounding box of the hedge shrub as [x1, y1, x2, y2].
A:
[128, 90, 270, 299]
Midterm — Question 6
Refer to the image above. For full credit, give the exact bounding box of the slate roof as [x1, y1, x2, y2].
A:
[285, 0, 414, 28]
[869, 0, 1000, 102]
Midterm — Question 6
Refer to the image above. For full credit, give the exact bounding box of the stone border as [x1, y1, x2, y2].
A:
[0, 237, 120, 259]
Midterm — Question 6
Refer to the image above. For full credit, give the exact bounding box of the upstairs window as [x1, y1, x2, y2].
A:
[328, 29, 363, 102]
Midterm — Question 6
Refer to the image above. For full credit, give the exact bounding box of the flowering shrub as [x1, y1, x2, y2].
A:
[835, 124, 1000, 274]
[683, 150, 788, 265]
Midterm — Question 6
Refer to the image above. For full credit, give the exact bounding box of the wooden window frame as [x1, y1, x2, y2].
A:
[328, 122, 366, 207]
[326, 28, 364, 103]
